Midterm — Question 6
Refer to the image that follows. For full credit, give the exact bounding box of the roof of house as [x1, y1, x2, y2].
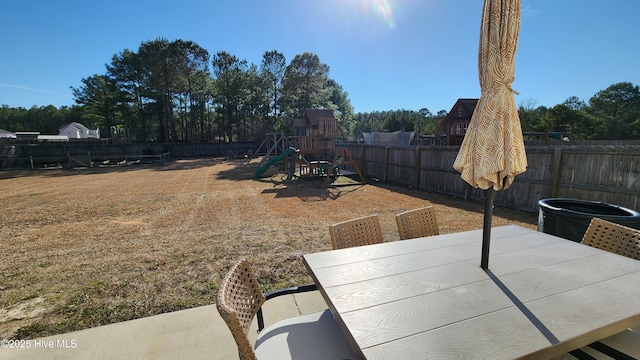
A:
[443, 98, 479, 124]
[59, 122, 90, 132]
[0, 128, 16, 138]
[450, 98, 479, 113]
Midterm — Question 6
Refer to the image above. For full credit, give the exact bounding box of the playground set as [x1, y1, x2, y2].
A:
[247, 109, 365, 185]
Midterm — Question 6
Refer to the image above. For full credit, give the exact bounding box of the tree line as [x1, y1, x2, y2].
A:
[351, 82, 640, 141]
[0, 37, 638, 141]
[518, 82, 640, 140]
[1, 38, 353, 143]
[350, 108, 443, 139]
[72, 38, 354, 143]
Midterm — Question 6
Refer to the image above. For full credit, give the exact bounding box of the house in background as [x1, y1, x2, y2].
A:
[439, 98, 479, 146]
[0, 129, 17, 139]
[15, 131, 40, 139]
[37, 135, 69, 141]
[58, 122, 100, 139]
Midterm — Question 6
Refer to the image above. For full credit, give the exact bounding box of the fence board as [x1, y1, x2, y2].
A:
[387, 147, 416, 186]
[345, 144, 640, 212]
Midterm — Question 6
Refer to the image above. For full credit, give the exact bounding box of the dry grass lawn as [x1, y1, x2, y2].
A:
[0, 158, 537, 339]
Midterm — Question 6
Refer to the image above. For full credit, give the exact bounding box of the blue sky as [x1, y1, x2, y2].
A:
[1, 0, 639, 114]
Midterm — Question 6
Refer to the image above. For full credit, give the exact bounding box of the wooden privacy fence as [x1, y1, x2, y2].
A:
[342, 144, 640, 213]
[0, 141, 254, 169]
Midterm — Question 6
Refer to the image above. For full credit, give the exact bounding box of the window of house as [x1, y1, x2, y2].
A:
[463, 122, 469, 134]
[455, 123, 461, 135]
[458, 106, 463, 117]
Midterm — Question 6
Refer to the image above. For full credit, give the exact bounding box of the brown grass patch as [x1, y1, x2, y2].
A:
[0, 158, 537, 339]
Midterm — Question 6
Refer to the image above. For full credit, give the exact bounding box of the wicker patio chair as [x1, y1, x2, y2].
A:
[395, 206, 440, 240]
[216, 259, 355, 360]
[565, 217, 640, 359]
[329, 214, 383, 250]
[580, 217, 640, 260]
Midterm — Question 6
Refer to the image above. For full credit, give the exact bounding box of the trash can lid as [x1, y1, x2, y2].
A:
[538, 198, 640, 218]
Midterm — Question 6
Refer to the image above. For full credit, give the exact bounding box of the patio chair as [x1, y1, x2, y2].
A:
[580, 217, 640, 260]
[216, 259, 356, 360]
[395, 206, 440, 240]
[557, 327, 640, 360]
[567, 217, 640, 359]
[329, 214, 383, 250]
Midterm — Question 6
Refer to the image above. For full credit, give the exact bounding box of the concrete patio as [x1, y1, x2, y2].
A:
[3, 289, 639, 359]
[1, 291, 327, 360]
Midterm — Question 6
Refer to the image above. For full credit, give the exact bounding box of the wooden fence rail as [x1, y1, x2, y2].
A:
[343, 144, 640, 213]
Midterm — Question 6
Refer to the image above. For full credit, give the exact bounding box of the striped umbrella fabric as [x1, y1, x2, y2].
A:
[453, 0, 527, 191]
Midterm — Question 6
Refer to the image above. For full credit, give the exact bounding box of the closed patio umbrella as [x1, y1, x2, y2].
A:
[453, 0, 527, 270]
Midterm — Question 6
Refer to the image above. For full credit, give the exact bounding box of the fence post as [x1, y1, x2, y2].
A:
[414, 146, 421, 189]
[359, 145, 366, 177]
[550, 147, 563, 198]
[464, 183, 473, 201]
[383, 146, 390, 182]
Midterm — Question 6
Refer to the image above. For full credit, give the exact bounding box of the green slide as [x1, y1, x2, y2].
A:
[253, 147, 295, 179]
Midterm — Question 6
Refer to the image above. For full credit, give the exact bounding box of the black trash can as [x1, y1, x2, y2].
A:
[538, 198, 640, 242]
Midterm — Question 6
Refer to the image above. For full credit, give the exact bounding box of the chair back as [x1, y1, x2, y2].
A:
[581, 217, 640, 261]
[396, 206, 439, 240]
[330, 214, 383, 249]
[216, 259, 265, 360]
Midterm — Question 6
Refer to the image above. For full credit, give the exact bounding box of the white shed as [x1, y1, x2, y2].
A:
[58, 122, 100, 139]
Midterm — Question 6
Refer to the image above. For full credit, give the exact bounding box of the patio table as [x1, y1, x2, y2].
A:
[303, 225, 640, 359]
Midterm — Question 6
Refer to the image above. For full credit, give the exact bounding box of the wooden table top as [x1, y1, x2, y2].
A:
[303, 225, 640, 359]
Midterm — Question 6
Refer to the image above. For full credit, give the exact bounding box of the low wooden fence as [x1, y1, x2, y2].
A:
[0, 141, 254, 169]
[342, 144, 640, 213]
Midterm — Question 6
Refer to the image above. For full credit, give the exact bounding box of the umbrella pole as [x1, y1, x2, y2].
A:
[481, 188, 496, 270]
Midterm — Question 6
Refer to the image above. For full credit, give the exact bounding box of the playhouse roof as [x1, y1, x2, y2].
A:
[304, 109, 335, 126]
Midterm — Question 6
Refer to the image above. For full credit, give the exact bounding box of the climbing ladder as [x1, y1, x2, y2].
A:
[246, 133, 296, 165]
